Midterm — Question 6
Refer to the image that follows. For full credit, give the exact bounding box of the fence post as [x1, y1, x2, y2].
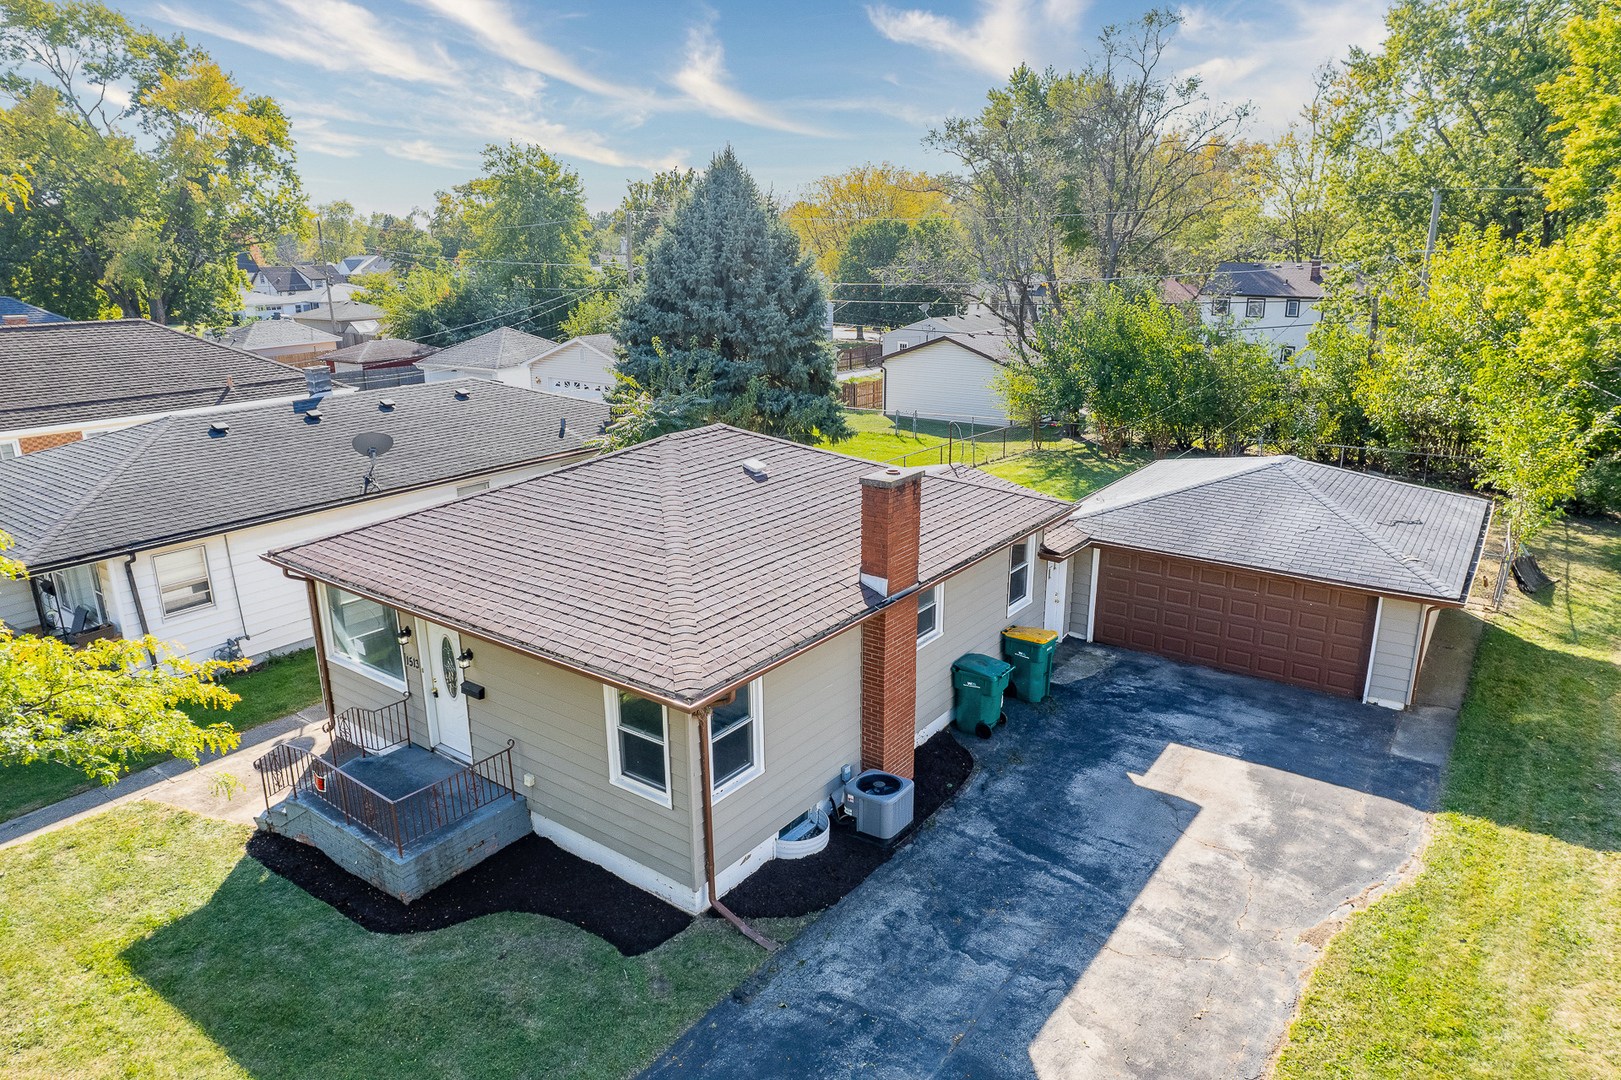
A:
[913, 411, 918, 438]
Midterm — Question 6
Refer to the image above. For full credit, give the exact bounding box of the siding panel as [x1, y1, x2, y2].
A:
[883, 341, 1010, 423]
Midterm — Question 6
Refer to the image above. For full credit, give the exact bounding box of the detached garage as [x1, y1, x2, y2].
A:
[1039, 457, 1493, 709]
[882, 332, 1015, 426]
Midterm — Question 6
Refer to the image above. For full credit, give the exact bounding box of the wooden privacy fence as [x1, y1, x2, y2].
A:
[841, 377, 883, 410]
[837, 343, 883, 370]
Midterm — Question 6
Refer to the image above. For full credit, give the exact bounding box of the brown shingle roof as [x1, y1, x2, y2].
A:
[267, 425, 1072, 705]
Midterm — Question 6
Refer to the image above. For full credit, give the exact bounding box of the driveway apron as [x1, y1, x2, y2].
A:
[642, 643, 1439, 1079]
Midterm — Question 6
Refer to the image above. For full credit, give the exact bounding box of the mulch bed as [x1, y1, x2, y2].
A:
[246, 830, 692, 956]
[247, 728, 975, 953]
[719, 729, 975, 919]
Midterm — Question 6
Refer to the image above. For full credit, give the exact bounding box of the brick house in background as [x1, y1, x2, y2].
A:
[0, 319, 309, 457]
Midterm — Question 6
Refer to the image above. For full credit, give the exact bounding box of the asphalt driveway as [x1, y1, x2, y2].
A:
[642, 642, 1443, 1079]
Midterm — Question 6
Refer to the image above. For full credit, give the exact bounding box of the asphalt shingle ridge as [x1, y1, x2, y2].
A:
[19, 418, 174, 562]
[1278, 461, 1453, 596]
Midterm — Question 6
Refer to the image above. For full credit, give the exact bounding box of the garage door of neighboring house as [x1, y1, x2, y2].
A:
[1093, 546, 1377, 697]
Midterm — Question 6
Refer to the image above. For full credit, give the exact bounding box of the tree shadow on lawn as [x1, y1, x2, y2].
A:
[122, 854, 775, 1080]
[1444, 625, 1621, 853]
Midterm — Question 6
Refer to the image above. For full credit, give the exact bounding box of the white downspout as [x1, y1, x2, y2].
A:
[1085, 546, 1101, 643]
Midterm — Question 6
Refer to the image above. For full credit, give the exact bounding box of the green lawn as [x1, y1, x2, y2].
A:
[1274, 516, 1621, 1078]
[980, 443, 1157, 501]
[0, 802, 805, 1080]
[0, 649, 321, 824]
[826, 409, 1076, 467]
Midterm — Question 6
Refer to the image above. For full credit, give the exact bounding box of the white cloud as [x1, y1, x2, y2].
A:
[1170, 0, 1387, 133]
[411, 0, 648, 103]
[866, 0, 1070, 78]
[386, 139, 468, 168]
[669, 19, 826, 136]
[156, 1, 457, 85]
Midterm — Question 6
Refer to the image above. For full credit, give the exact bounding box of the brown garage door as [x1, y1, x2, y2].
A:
[1093, 546, 1377, 697]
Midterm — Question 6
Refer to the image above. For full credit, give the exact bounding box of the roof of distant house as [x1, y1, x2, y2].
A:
[0, 380, 609, 570]
[1067, 455, 1491, 603]
[252, 266, 313, 293]
[1161, 261, 1332, 304]
[885, 312, 1023, 363]
[223, 320, 341, 350]
[266, 425, 1074, 706]
[0, 319, 309, 432]
[0, 296, 70, 325]
[416, 326, 560, 371]
[327, 338, 437, 367]
[291, 299, 387, 324]
[555, 333, 617, 358]
[297, 262, 343, 285]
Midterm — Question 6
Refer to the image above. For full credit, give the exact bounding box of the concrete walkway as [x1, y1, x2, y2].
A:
[0, 705, 330, 850]
[644, 645, 1448, 1080]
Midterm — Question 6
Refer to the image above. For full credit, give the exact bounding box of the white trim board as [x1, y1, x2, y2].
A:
[916, 707, 954, 746]
[530, 810, 704, 913]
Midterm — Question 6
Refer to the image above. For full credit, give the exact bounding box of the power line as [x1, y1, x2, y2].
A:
[404, 283, 603, 343]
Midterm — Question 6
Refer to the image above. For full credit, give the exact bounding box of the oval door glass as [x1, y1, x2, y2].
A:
[440, 636, 459, 698]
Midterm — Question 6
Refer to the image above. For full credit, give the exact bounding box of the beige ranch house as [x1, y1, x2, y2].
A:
[264, 425, 1071, 911]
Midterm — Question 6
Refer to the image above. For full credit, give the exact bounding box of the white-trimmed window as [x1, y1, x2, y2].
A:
[1285, 299, 1301, 318]
[709, 678, 764, 800]
[1246, 298, 1266, 318]
[1008, 539, 1032, 613]
[1280, 345, 1296, 363]
[916, 583, 944, 647]
[605, 686, 671, 806]
[153, 546, 214, 617]
[322, 584, 404, 683]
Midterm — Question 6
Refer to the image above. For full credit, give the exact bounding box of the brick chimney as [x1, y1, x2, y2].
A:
[1309, 259, 1322, 283]
[859, 466, 925, 779]
[2, 314, 28, 327]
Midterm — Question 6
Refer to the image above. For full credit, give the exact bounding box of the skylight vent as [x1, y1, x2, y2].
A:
[742, 458, 769, 480]
[304, 409, 323, 422]
[453, 388, 471, 401]
[208, 421, 229, 437]
[379, 398, 395, 411]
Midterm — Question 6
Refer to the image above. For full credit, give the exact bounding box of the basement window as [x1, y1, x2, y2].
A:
[1008, 539, 1032, 615]
[605, 687, 671, 807]
[153, 546, 215, 617]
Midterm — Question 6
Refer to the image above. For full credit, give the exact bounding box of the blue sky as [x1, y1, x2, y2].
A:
[134, 0, 1393, 215]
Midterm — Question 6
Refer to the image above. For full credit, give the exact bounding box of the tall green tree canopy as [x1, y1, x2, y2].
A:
[0, 0, 303, 324]
[610, 148, 847, 446]
[832, 217, 962, 329]
[358, 142, 592, 344]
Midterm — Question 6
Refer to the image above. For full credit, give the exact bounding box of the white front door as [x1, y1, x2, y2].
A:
[1043, 556, 1069, 635]
[421, 620, 472, 760]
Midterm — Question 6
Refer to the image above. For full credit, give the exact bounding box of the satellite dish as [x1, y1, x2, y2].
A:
[352, 432, 394, 495]
[352, 432, 394, 457]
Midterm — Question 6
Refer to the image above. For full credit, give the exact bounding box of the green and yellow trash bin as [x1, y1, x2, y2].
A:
[1002, 626, 1060, 703]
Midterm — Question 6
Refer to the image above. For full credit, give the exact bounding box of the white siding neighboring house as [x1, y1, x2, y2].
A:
[0, 381, 609, 665]
[420, 327, 618, 401]
[1163, 261, 1331, 363]
[882, 334, 1015, 425]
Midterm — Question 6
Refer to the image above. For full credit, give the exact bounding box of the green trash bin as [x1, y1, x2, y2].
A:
[952, 653, 1013, 738]
[1002, 626, 1060, 703]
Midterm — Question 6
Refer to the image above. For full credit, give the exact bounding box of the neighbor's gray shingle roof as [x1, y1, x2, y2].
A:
[327, 338, 437, 366]
[417, 326, 559, 371]
[266, 425, 1073, 705]
[1070, 456, 1492, 602]
[0, 380, 608, 570]
[0, 320, 309, 431]
[223, 320, 341, 350]
[1163, 262, 1331, 304]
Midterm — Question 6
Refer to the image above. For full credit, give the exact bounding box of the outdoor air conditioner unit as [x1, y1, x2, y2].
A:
[848, 769, 915, 841]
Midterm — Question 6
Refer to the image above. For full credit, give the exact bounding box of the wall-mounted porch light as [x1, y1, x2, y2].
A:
[456, 647, 474, 670]
[396, 625, 413, 645]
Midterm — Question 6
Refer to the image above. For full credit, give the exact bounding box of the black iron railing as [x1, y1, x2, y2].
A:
[254, 739, 520, 857]
[326, 699, 411, 765]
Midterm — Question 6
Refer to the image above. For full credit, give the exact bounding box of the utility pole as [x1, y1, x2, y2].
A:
[1422, 186, 1442, 294]
[316, 218, 337, 346]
